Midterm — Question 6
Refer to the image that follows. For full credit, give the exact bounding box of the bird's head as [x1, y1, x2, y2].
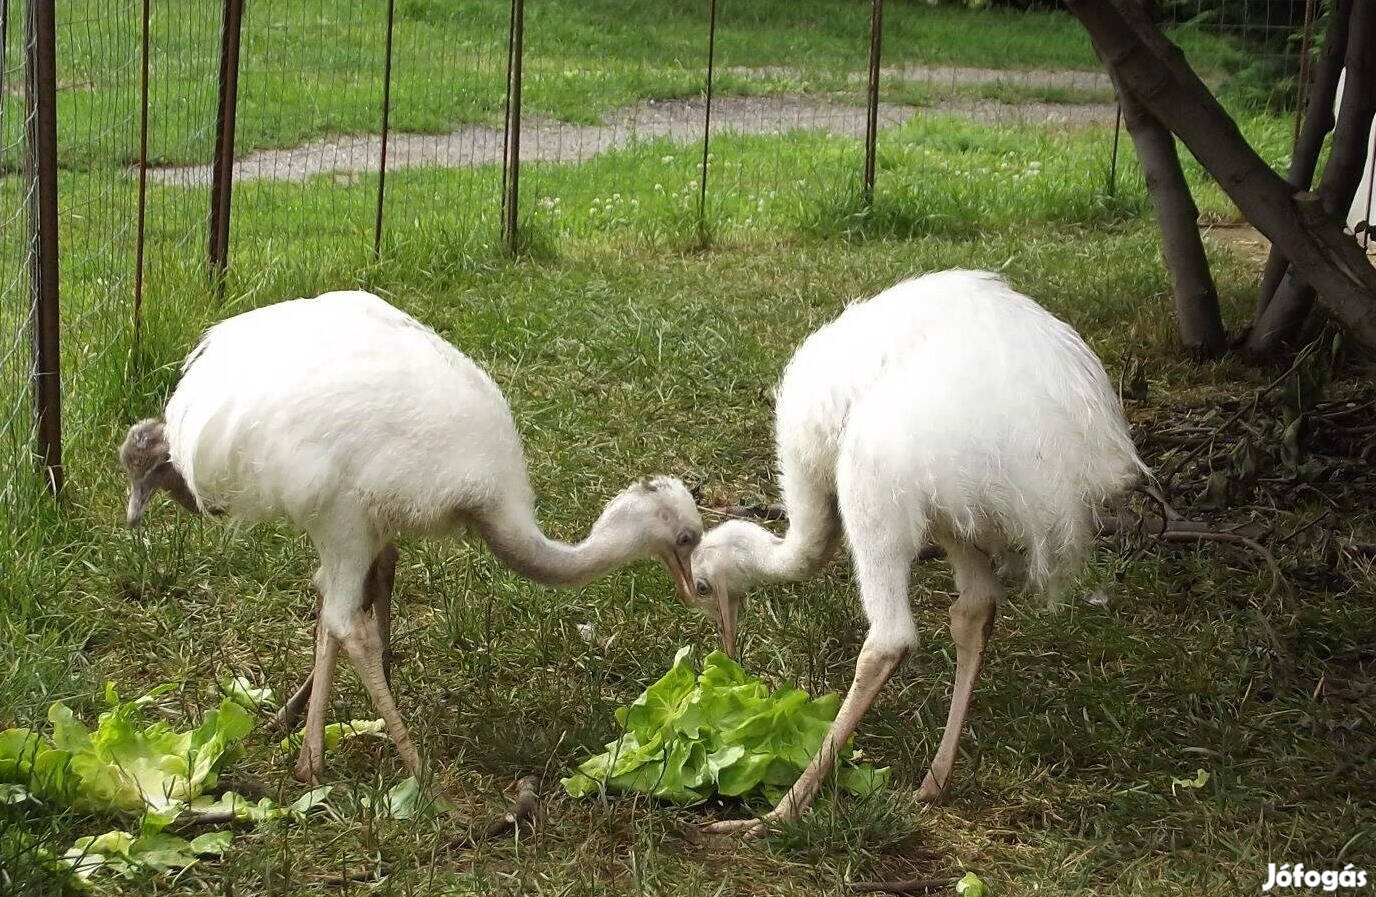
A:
[685, 518, 778, 659]
[596, 475, 703, 617]
[119, 419, 178, 526]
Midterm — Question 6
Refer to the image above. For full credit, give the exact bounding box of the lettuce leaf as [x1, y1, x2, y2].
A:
[278, 718, 386, 754]
[563, 649, 888, 804]
[0, 683, 253, 816]
[62, 829, 231, 879]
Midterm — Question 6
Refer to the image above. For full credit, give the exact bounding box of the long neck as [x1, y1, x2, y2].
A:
[474, 494, 642, 589]
[754, 486, 842, 582]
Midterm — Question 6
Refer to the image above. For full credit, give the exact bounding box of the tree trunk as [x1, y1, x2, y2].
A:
[1244, 2, 1376, 355]
[1256, 0, 1353, 315]
[1064, 0, 1376, 350]
[1114, 79, 1226, 355]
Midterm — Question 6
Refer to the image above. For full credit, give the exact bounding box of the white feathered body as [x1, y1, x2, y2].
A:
[1335, 70, 1376, 239]
[775, 270, 1145, 593]
[164, 290, 533, 535]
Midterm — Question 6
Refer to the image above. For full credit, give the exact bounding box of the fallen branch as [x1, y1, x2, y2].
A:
[847, 877, 951, 895]
[1158, 528, 1286, 597]
[167, 808, 239, 832]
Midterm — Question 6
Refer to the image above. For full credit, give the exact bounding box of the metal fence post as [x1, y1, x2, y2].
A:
[863, 0, 884, 205]
[208, 0, 244, 280]
[134, 0, 150, 345]
[25, 0, 61, 494]
[698, 0, 719, 240]
[501, 0, 524, 253]
[374, 0, 396, 258]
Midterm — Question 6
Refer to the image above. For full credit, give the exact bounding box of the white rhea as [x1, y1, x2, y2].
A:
[1334, 69, 1375, 241]
[688, 270, 1146, 834]
[120, 290, 703, 785]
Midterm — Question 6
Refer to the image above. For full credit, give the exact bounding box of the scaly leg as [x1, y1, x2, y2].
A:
[274, 545, 398, 732]
[915, 544, 999, 803]
[373, 544, 398, 683]
[705, 521, 917, 838]
[341, 609, 423, 777]
[294, 624, 340, 784]
[703, 640, 907, 837]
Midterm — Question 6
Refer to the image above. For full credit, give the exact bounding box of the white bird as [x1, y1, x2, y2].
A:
[1334, 70, 1375, 245]
[120, 290, 704, 785]
[684, 271, 1146, 834]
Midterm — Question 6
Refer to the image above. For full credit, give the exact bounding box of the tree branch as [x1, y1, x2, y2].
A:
[1256, 0, 1354, 314]
[1245, 1, 1376, 354]
[1064, 0, 1376, 349]
[1114, 78, 1226, 355]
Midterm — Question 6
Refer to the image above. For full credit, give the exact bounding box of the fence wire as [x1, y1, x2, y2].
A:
[0, 0, 1318, 513]
[382, 0, 509, 257]
[0, 0, 38, 537]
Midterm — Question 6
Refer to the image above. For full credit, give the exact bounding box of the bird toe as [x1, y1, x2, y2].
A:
[701, 818, 768, 838]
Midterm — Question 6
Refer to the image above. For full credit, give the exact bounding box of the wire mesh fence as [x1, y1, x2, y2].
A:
[1, 0, 1322, 523]
[0, 0, 39, 544]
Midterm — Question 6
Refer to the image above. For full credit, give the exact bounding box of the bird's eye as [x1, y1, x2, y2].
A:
[676, 530, 700, 548]
[695, 580, 711, 596]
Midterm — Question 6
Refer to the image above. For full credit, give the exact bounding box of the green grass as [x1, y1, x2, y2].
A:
[5, 0, 1249, 172]
[3, 3, 1370, 894]
[3, 96, 1373, 895]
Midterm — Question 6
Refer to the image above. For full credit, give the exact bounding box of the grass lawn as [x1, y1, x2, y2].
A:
[3, 4, 1372, 896]
[7, 0, 1248, 171]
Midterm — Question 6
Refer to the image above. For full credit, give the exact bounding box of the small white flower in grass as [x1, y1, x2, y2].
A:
[661, 154, 675, 163]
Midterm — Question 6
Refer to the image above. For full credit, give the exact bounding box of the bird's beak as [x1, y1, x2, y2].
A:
[126, 480, 152, 527]
[715, 591, 738, 659]
[665, 548, 696, 607]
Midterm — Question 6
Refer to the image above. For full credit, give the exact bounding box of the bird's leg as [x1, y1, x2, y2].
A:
[915, 546, 999, 804]
[275, 545, 397, 733]
[372, 543, 398, 684]
[272, 582, 325, 734]
[340, 609, 423, 778]
[275, 672, 314, 734]
[294, 623, 340, 784]
[704, 640, 907, 837]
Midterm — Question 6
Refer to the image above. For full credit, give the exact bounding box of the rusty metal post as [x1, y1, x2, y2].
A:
[373, 0, 396, 258]
[133, 0, 150, 345]
[863, 0, 884, 205]
[501, 0, 524, 253]
[698, 0, 719, 239]
[25, 0, 61, 493]
[208, 0, 244, 280]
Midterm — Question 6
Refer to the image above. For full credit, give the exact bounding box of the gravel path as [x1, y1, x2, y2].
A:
[727, 63, 1114, 92]
[146, 66, 1118, 186]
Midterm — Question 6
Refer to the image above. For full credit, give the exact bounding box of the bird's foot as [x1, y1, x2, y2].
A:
[293, 749, 325, 786]
[701, 816, 769, 839]
[268, 709, 301, 737]
[914, 772, 945, 805]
